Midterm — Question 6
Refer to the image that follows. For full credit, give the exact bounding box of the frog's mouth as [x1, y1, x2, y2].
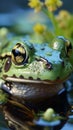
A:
[4, 76, 52, 84]
[4, 76, 67, 85]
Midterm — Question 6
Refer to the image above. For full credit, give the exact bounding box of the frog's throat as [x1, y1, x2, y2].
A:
[4, 76, 67, 85]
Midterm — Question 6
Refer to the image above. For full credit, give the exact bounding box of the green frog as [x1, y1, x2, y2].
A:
[0, 36, 73, 130]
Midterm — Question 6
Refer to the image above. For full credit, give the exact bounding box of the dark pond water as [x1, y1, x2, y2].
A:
[0, 113, 10, 130]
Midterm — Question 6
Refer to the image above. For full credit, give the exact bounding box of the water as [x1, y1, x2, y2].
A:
[0, 113, 10, 130]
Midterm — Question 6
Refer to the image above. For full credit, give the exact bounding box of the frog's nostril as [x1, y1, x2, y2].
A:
[46, 62, 52, 70]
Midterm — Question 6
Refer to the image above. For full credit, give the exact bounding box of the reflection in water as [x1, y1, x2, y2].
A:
[0, 112, 10, 130]
[0, 88, 71, 130]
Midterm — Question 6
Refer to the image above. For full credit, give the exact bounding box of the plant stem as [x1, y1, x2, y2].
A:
[42, 8, 62, 36]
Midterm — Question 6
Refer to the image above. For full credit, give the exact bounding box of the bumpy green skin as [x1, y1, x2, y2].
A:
[0, 36, 73, 84]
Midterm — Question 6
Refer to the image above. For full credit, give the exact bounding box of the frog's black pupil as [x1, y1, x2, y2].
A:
[12, 49, 27, 65]
[12, 49, 21, 57]
[12, 49, 26, 59]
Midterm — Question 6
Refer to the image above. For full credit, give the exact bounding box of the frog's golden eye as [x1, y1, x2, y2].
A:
[12, 43, 28, 65]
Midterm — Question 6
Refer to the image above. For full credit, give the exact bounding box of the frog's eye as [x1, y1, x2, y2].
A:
[11, 43, 28, 65]
[66, 40, 72, 52]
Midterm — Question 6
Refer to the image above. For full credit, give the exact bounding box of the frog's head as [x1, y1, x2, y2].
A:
[0, 36, 73, 85]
